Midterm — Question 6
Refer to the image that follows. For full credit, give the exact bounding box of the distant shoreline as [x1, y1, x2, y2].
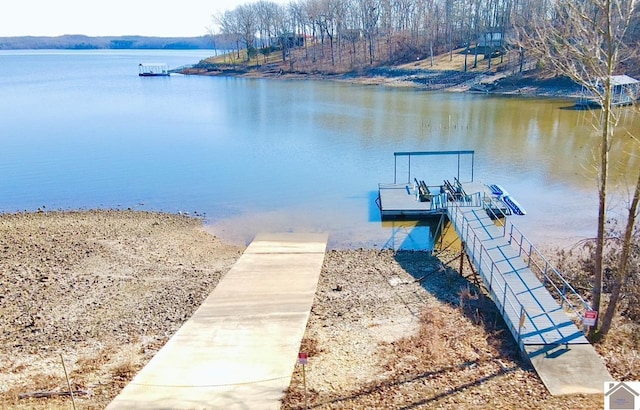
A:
[182, 65, 584, 100]
[0, 34, 217, 50]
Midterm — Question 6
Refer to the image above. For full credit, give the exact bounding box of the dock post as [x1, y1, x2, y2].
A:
[502, 281, 508, 315]
[459, 241, 465, 275]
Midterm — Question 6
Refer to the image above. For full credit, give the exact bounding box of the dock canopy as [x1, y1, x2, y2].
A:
[393, 150, 475, 184]
[578, 75, 640, 107]
[138, 63, 170, 76]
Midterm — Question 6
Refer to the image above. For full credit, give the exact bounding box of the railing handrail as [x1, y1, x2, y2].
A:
[505, 222, 592, 313]
[443, 196, 534, 344]
[470, 191, 590, 316]
[442, 195, 589, 340]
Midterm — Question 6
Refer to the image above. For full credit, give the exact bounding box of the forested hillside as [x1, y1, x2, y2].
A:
[211, 0, 640, 76]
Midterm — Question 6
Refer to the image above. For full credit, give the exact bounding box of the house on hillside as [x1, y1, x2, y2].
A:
[477, 32, 504, 57]
[278, 33, 304, 49]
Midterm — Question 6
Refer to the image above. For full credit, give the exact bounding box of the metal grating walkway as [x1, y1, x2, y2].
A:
[445, 199, 613, 395]
[450, 206, 588, 347]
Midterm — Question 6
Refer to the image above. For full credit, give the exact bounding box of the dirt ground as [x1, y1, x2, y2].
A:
[0, 211, 636, 409]
[282, 249, 605, 409]
[0, 210, 242, 409]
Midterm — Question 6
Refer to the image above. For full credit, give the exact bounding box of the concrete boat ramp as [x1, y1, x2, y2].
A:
[107, 232, 328, 410]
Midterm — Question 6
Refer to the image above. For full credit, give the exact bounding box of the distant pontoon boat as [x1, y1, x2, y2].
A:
[138, 63, 170, 77]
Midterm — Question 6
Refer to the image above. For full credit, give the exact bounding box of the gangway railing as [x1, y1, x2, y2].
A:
[431, 191, 483, 210]
[441, 193, 592, 331]
[480, 196, 592, 321]
[505, 223, 592, 317]
[442, 197, 534, 347]
[444, 197, 595, 347]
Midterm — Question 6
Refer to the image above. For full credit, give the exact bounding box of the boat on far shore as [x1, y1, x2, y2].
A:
[138, 63, 170, 77]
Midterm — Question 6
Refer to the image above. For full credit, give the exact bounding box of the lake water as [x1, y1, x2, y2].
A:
[1, 49, 639, 250]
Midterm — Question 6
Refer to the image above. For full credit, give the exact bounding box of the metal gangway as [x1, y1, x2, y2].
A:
[439, 192, 591, 348]
[378, 149, 611, 394]
[434, 192, 613, 395]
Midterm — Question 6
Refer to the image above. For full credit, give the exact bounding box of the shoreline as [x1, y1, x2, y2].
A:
[181, 65, 584, 100]
[1, 211, 633, 409]
[0, 210, 244, 408]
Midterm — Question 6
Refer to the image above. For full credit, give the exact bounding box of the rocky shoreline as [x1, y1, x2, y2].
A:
[0, 210, 242, 409]
[0, 210, 634, 409]
[182, 64, 584, 100]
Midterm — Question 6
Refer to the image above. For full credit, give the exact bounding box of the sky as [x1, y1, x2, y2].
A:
[0, 0, 290, 37]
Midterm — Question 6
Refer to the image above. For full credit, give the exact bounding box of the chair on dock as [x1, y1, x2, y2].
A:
[453, 177, 470, 202]
[414, 178, 431, 202]
[444, 179, 469, 202]
[443, 179, 457, 201]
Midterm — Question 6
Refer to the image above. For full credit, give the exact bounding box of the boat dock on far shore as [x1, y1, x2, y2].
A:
[138, 63, 170, 77]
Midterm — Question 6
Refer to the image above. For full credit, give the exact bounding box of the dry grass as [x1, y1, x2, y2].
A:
[282, 250, 606, 409]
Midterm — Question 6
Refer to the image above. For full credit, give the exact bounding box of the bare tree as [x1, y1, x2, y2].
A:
[599, 169, 640, 335]
[317, 0, 339, 65]
[522, 0, 638, 338]
[288, 1, 308, 63]
[236, 4, 259, 61]
[214, 10, 242, 60]
[360, 0, 381, 64]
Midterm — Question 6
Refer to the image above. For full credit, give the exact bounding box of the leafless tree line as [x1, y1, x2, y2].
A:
[210, 0, 558, 67]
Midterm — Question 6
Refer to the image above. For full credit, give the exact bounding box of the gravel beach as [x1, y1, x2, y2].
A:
[0, 210, 619, 409]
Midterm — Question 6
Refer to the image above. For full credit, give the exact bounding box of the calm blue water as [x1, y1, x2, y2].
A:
[1, 50, 638, 249]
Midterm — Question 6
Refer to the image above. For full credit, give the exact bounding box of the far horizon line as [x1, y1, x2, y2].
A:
[0, 33, 212, 39]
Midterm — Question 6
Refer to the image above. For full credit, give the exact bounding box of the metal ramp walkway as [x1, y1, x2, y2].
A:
[443, 195, 613, 395]
[452, 206, 588, 346]
[377, 150, 612, 394]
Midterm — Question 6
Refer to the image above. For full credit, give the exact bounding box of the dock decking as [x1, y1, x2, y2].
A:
[107, 232, 328, 410]
[378, 178, 612, 394]
[377, 183, 445, 218]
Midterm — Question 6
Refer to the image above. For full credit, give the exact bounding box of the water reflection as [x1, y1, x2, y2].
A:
[379, 219, 437, 250]
[2, 52, 639, 250]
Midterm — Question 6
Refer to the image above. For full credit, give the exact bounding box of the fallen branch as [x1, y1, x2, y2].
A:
[19, 390, 89, 399]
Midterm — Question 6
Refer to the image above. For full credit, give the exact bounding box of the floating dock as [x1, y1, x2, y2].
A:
[377, 150, 613, 395]
[377, 180, 510, 219]
[377, 183, 445, 218]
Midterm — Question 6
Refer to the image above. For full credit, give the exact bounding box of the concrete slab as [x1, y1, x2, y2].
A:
[107, 232, 328, 410]
[245, 232, 330, 254]
[525, 344, 614, 395]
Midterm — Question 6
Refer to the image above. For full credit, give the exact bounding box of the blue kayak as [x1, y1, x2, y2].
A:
[502, 195, 527, 215]
[489, 184, 509, 197]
